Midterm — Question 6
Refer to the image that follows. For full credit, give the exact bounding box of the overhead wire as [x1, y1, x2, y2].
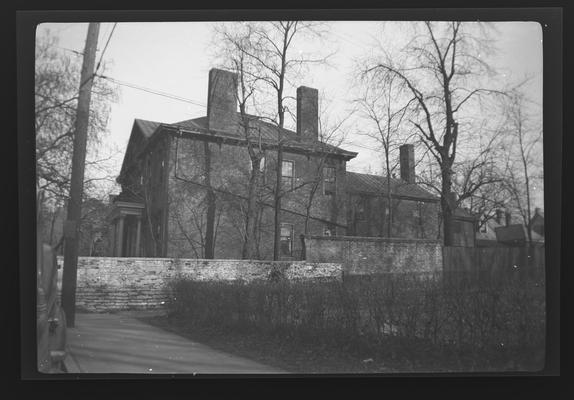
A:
[79, 22, 117, 91]
[96, 74, 207, 108]
[95, 23, 117, 75]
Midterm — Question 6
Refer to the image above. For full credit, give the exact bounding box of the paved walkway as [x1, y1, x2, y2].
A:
[64, 312, 286, 374]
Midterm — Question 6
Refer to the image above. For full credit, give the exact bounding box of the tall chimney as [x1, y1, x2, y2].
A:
[207, 68, 238, 132]
[399, 144, 415, 183]
[505, 210, 511, 226]
[296, 86, 318, 141]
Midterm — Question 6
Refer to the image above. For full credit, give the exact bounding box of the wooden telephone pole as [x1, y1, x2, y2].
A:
[61, 23, 100, 328]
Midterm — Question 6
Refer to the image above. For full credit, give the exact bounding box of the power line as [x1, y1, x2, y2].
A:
[56, 46, 83, 56]
[78, 23, 117, 91]
[95, 23, 117, 74]
[96, 74, 207, 108]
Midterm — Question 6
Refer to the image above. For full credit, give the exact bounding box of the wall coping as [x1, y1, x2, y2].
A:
[305, 235, 441, 244]
[55, 256, 340, 265]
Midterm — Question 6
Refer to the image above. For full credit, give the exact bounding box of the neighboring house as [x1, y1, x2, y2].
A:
[476, 208, 544, 247]
[451, 207, 477, 247]
[39, 198, 111, 256]
[475, 209, 507, 247]
[108, 68, 442, 260]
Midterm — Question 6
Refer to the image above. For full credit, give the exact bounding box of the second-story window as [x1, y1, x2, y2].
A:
[323, 166, 336, 195]
[248, 155, 265, 173]
[282, 160, 294, 190]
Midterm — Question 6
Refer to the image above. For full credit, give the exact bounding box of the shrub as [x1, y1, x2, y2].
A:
[166, 271, 545, 371]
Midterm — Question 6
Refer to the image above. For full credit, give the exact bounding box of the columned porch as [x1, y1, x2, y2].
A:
[108, 200, 145, 257]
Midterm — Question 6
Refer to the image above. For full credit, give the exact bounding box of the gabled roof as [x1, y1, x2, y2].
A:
[346, 171, 438, 201]
[118, 119, 163, 180]
[134, 118, 161, 139]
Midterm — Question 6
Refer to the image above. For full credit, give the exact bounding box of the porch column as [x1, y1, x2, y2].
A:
[135, 216, 142, 257]
[109, 219, 116, 256]
[116, 215, 125, 257]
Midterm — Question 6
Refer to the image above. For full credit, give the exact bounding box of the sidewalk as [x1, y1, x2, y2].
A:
[64, 312, 286, 374]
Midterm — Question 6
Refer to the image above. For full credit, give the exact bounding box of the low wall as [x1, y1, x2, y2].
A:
[304, 236, 443, 275]
[56, 257, 342, 312]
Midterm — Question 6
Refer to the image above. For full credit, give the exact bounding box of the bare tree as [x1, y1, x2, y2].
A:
[299, 97, 351, 235]
[362, 21, 505, 245]
[35, 31, 119, 236]
[212, 21, 332, 259]
[499, 88, 543, 244]
[354, 72, 415, 237]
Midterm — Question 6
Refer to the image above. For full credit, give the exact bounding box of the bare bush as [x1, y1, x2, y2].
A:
[167, 269, 545, 371]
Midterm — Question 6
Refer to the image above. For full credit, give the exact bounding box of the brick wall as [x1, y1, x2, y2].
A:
[56, 256, 342, 312]
[167, 135, 348, 260]
[347, 194, 440, 239]
[304, 236, 443, 275]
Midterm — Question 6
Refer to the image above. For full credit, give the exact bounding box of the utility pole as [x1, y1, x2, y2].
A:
[61, 23, 100, 328]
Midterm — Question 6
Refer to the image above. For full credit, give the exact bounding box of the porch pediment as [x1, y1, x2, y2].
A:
[108, 200, 145, 221]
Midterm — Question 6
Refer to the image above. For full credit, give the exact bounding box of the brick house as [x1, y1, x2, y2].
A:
[109, 68, 440, 260]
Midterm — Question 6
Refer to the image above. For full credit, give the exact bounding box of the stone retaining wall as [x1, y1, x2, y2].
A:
[56, 257, 342, 312]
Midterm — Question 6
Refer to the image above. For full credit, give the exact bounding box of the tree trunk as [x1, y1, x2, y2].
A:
[243, 158, 262, 259]
[385, 154, 393, 238]
[441, 164, 455, 246]
[204, 141, 216, 259]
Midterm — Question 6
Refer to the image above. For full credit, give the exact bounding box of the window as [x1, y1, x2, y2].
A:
[280, 223, 294, 256]
[248, 155, 265, 173]
[159, 158, 165, 185]
[477, 219, 488, 233]
[282, 160, 294, 190]
[413, 201, 424, 218]
[323, 224, 335, 236]
[356, 197, 366, 220]
[323, 166, 336, 195]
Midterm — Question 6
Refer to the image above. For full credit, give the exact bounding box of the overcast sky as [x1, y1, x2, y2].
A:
[36, 20, 543, 200]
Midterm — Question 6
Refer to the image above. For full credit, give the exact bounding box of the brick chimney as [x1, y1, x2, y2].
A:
[399, 144, 416, 183]
[297, 86, 319, 141]
[505, 210, 511, 226]
[207, 68, 238, 132]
